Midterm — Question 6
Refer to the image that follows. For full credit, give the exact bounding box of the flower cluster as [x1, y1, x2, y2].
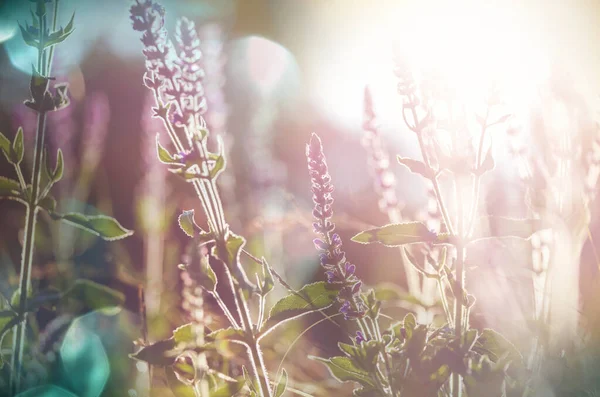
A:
[130, 0, 206, 129]
[306, 133, 365, 320]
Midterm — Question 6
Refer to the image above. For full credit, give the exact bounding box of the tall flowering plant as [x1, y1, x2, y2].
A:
[0, 1, 132, 395]
[126, 1, 597, 397]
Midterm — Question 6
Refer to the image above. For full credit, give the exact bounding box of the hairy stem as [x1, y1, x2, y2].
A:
[10, 111, 48, 396]
[452, 242, 465, 397]
[10, 2, 61, 391]
[452, 180, 465, 397]
[233, 282, 272, 397]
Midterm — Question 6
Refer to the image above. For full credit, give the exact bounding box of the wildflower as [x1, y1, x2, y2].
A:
[306, 133, 366, 320]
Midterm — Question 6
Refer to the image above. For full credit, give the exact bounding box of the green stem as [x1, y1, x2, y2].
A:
[232, 282, 272, 397]
[452, 241, 465, 397]
[10, 111, 48, 396]
[11, 2, 62, 393]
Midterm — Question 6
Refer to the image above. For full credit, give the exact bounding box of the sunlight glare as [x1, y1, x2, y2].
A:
[314, 1, 550, 128]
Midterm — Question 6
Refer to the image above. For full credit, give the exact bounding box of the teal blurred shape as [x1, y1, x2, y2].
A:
[15, 385, 78, 397]
[0, 0, 18, 43]
[59, 318, 109, 397]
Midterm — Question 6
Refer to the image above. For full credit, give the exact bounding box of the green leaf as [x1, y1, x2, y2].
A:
[18, 24, 38, 48]
[0, 131, 10, 156]
[180, 254, 218, 293]
[130, 338, 178, 366]
[274, 369, 288, 397]
[212, 231, 255, 290]
[397, 156, 434, 179]
[178, 209, 199, 237]
[0, 176, 22, 200]
[44, 13, 76, 48]
[311, 356, 375, 388]
[214, 232, 244, 267]
[403, 312, 417, 338]
[12, 127, 24, 165]
[156, 135, 183, 165]
[469, 216, 545, 243]
[173, 323, 195, 345]
[207, 327, 246, 344]
[131, 322, 203, 366]
[64, 12, 76, 34]
[209, 153, 225, 179]
[0, 315, 19, 367]
[44, 12, 77, 49]
[473, 328, 522, 364]
[267, 281, 341, 326]
[210, 380, 245, 397]
[53, 149, 64, 182]
[166, 367, 195, 397]
[62, 280, 125, 316]
[38, 195, 57, 212]
[51, 212, 133, 241]
[351, 222, 437, 246]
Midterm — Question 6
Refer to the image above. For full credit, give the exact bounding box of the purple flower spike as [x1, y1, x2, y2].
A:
[306, 133, 367, 321]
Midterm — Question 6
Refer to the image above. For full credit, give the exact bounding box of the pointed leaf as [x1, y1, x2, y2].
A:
[156, 135, 183, 165]
[0, 176, 22, 200]
[64, 12, 76, 34]
[274, 369, 288, 397]
[351, 222, 437, 246]
[207, 327, 246, 344]
[18, 24, 38, 48]
[130, 338, 178, 366]
[38, 195, 57, 212]
[53, 149, 64, 182]
[397, 156, 434, 179]
[12, 127, 24, 165]
[0, 315, 19, 366]
[178, 209, 199, 237]
[212, 231, 255, 290]
[51, 212, 133, 241]
[473, 328, 522, 364]
[173, 323, 195, 345]
[0, 131, 10, 157]
[209, 154, 225, 179]
[311, 356, 375, 388]
[166, 367, 195, 397]
[267, 281, 341, 326]
[210, 379, 245, 397]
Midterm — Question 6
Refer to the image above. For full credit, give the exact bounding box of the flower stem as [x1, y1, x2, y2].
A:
[11, 1, 63, 393]
[10, 110, 48, 396]
[451, 241, 465, 397]
[230, 279, 272, 397]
